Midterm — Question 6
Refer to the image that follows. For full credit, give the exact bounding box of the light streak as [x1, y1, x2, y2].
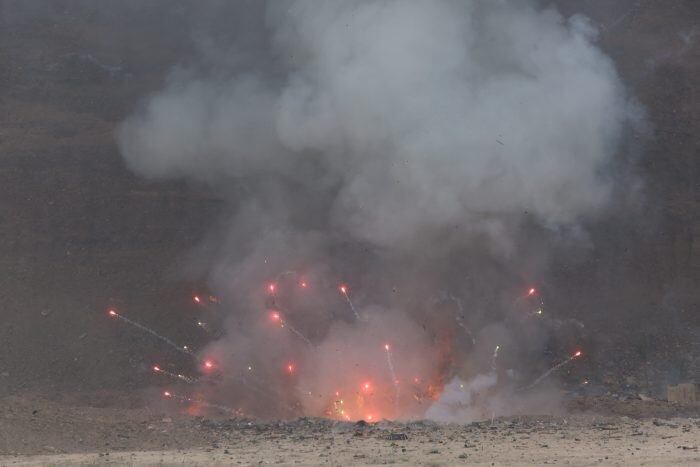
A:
[162, 390, 238, 415]
[523, 350, 584, 390]
[269, 310, 313, 347]
[107, 309, 191, 356]
[491, 345, 500, 372]
[152, 365, 197, 384]
[384, 344, 400, 407]
[339, 284, 360, 320]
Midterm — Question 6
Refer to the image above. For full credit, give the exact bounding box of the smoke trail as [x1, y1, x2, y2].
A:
[118, 0, 641, 420]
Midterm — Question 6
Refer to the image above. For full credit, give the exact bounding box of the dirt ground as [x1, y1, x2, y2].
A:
[1, 393, 699, 465]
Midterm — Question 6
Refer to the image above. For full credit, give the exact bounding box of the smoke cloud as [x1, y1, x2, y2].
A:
[119, 0, 641, 421]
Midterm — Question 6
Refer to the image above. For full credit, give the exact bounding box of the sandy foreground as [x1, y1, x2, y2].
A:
[1, 395, 699, 465]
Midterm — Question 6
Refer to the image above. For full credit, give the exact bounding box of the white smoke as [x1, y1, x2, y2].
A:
[118, 0, 641, 421]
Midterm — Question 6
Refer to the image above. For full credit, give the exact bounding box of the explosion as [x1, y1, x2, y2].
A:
[112, 0, 640, 422]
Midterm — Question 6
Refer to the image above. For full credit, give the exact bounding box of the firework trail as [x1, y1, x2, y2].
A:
[339, 285, 360, 320]
[522, 351, 583, 391]
[108, 309, 192, 356]
[384, 344, 400, 408]
[270, 310, 313, 347]
[152, 365, 198, 384]
[163, 390, 239, 415]
[285, 321, 313, 347]
[491, 345, 500, 372]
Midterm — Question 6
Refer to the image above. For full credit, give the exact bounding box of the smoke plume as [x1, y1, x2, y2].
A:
[119, 0, 641, 421]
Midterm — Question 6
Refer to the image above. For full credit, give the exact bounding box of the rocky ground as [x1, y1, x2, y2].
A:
[1, 392, 699, 465]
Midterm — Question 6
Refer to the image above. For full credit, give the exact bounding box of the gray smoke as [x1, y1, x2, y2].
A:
[119, 0, 641, 421]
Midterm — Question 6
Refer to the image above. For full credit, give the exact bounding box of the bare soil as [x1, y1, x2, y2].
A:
[1, 393, 699, 465]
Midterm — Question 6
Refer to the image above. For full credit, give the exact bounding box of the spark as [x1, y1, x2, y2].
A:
[268, 283, 276, 294]
[193, 295, 201, 304]
[203, 359, 215, 370]
[196, 320, 211, 333]
[528, 288, 536, 296]
[300, 280, 308, 289]
[339, 284, 360, 320]
[491, 345, 500, 371]
[286, 363, 295, 374]
[106, 308, 191, 356]
[362, 381, 371, 392]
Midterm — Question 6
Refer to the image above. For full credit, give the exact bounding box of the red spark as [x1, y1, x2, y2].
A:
[339, 284, 348, 294]
[268, 283, 276, 294]
[270, 311, 281, 322]
[202, 359, 216, 372]
[193, 295, 201, 304]
[300, 280, 308, 288]
[573, 350, 582, 358]
[163, 391, 172, 398]
[366, 414, 374, 421]
[108, 309, 118, 317]
[384, 343, 390, 351]
[286, 363, 295, 374]
[153, 365, 161, 372]
[361, 381, 371, 392]
[528, 288, 536, 296]
[335, 391, 340, 397]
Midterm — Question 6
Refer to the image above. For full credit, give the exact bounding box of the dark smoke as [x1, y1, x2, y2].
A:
[118, 0, 643, 421]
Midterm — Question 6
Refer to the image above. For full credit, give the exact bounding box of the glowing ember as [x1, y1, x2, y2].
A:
[108, 309, 118, 317]
[339, 285, 347, 294]
[153, 365, 161, 372]
[573, 350, 582, 358]
[528, 288, 536, 296]
[286, 363, 295, 373]
[268, 283, 276, 293]
[193, 295, 201, 304]
[362, 381, 371, 391]
[270, 311, 281, 322]
[300, 281, 308, 288]
[384, 343, 390, 351]
[203, 360, 215, 370]
[163, 391, 172, 398]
